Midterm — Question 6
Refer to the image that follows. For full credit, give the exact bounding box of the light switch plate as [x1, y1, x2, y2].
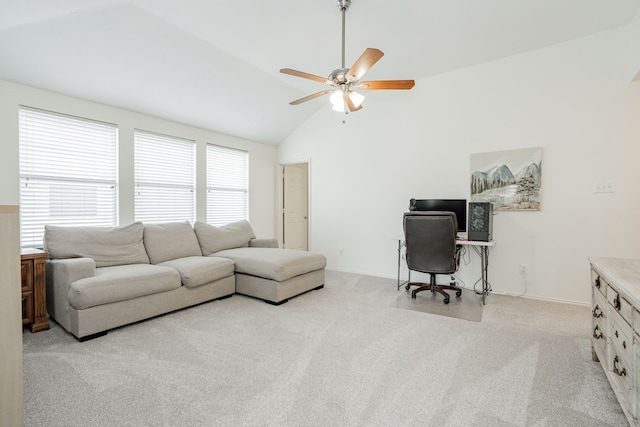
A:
[593, 181, 615, 193]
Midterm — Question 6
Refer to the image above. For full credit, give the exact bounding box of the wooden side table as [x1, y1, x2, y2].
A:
[21, 249, 50, 333]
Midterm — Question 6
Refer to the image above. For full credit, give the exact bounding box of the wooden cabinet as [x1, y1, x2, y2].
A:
[21, 249, 49, 333]
[590, 257, 640, 427]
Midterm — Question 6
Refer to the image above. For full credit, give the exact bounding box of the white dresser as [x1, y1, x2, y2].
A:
[590, 257, 640, 426]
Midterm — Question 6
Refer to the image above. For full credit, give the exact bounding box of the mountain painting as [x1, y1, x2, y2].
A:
[470, 147, 542, 211]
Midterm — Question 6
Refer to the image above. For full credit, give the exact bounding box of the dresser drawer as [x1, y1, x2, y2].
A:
[611, 309, 633, 367]
[592, 323, 607, 365]
[592, 287, 607, 325]
[634, 309, 640, 334]
[592, 288, 608, 362]
[610, 348, 634, 416]
[592, 269, 607, 298]
[608, 285, 634, 326]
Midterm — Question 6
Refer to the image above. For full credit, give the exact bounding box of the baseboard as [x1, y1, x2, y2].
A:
[491, 290, 590, 307]
[327, 268, 590, 307]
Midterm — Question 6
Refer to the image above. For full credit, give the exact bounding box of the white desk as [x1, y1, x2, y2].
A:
[395, 237, 496, 304]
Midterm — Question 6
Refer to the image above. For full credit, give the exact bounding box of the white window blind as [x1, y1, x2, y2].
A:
[19, 107, 118, 248]
[134, 130, 195, 223]
[207, 144, 248, 226]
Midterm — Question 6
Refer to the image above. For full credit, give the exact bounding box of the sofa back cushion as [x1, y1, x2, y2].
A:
[194, 220, 256, 256]
[44, 222, 150, 267]
[143, 221, 202, 264]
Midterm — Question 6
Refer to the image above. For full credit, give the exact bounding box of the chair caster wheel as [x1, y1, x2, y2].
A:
[405, 284, 410, 291]
[456, 289, 462, 297]
[442, 291, 450, 304]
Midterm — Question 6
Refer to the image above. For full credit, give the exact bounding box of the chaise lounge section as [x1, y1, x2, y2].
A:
[193, 221, 326, 305]
[44, 220, 326, 340]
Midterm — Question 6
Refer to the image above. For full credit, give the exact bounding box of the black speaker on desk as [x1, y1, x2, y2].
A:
[468, 202, 493, 241]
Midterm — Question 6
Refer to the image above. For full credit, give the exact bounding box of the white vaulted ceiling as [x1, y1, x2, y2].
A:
[0, 0, 638, 144]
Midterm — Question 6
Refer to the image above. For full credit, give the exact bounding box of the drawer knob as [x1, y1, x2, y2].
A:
[593, 325, 603, 340]
[615, 330, 619, 338]
[623, 341, 627, 349]
[592, 305, 603, 318]
[595, 277, 601, 289]
[613, 294, 621, 311]
[613, 356, 627, 377]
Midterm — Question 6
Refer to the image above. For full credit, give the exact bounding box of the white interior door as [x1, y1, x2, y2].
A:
[282, 163, 308, 250]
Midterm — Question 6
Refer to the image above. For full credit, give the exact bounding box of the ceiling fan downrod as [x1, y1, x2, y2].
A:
[337, 0, 351, 69]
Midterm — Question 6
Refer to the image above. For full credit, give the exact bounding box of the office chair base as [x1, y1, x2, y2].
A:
[407, 282, 462, 304]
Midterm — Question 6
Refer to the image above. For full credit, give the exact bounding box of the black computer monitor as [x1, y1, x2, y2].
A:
[409, 199, 467, 233]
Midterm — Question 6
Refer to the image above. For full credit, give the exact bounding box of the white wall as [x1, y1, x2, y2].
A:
[0, 80, 278, 237]
[278, 26, 640, 304]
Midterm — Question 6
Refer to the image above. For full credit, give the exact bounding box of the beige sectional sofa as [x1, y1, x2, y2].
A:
[44, 220, 326, 340]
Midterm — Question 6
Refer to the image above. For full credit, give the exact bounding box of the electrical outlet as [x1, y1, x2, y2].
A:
[520, 264, 527, 275]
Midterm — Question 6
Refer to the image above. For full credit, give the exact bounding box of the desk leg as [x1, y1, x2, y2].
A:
[472, 245, 490, 304]
[481, 246, 489, 305]
[397, 240, 401, 290]
[397, 240, 408, 291]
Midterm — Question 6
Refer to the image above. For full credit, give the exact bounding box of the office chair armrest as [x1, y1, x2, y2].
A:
[455, 244, 462, 269]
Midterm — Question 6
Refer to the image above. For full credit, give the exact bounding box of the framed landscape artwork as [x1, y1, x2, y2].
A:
[470, 147, 542, 211]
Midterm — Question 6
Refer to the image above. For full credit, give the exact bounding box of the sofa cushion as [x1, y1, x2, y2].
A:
[143, 221, 202, 264]
[158, 256, 235, 288]
[68, 264, 181, 310]
[194, 220, 257, 256]
[44, 222, 150, 268]
[213, 247, 326, 282]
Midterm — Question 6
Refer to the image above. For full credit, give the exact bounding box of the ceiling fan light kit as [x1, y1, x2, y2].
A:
[280, 0, 415, 114]
[330, 88, 364, 113]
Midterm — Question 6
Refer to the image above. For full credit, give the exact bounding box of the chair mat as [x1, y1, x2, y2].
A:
[391, 288, 483, 322]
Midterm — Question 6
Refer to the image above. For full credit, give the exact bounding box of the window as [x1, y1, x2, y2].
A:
[207, 144, 248, 226]
[134, 130, 195, 223]
[19, 107, 118, 248]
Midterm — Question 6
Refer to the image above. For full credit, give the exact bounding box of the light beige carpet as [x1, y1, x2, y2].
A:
[23, 270, 626, 426]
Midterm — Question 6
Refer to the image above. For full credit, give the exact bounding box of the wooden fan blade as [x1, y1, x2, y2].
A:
[280, 68, 329, 84]
[345, 48, 384, 82]
[358, 80, 415, 90]
[289, 90, 333, 105]
[345, 92, 363, 112]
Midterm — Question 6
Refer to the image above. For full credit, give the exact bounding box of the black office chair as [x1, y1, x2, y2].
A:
[403, 211, 462, 304]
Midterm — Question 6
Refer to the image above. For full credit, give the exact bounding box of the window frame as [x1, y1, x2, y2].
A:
[206, 143, 249, 226]
[18, 106, 118, 248]
[134, 129, 196, 224]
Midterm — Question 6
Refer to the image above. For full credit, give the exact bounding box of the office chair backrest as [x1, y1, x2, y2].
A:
[403, 211, 458, 274]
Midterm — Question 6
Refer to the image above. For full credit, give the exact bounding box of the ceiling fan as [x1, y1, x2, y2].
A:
[280, 0, 415, 113]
